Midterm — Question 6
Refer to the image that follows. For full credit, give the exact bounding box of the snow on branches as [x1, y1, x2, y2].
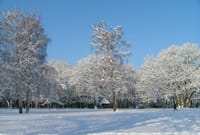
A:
[137, 43, 200, 108]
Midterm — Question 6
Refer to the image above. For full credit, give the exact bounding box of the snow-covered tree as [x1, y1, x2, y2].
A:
[137, 43, 200, 108]
[48, 60, 73, 105]
[121, 64, 137, 107]
[70, 54, 135, 108]
[69, 55, 97, 107]
[0, 63, 15, 107]
[48, 60, 72, 83]
[30, 63, 53, 108]
[90, 21, 131, 111]
[0, 10, 49, 113]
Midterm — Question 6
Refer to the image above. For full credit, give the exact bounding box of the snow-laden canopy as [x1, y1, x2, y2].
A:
[137, 43, 200, 107]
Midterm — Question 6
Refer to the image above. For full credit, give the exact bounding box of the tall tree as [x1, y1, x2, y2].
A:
[90, 21, 131, 111]
[0, 10, 49, 113]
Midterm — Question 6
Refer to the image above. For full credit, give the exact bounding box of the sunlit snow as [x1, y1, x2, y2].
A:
[0, 109, 200, 135]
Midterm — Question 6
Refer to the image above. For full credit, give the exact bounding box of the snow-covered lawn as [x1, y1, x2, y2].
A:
[0, 109, 200, 135]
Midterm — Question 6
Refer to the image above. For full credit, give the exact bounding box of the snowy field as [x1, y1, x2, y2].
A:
[0, 109, 200, 135]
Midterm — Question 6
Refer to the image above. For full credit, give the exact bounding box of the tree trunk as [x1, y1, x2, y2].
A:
[19, 80, 23, 113]
[35, 98, 39, 108]
[6, 99, 10, 108]
[26, 88, 30, 113]
[19, 95, 23, 114]
[112, 90, 117, 112]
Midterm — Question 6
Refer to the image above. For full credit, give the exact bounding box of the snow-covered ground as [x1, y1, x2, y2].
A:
[0, 108, 200, 135]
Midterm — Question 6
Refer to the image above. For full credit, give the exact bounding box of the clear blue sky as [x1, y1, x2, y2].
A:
[0, 0, 200, 69]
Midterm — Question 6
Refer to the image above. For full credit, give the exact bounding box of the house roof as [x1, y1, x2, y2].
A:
[100, 98, 110, 105]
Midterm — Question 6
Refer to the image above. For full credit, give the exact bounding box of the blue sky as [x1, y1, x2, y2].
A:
[0, 0, 200, 69]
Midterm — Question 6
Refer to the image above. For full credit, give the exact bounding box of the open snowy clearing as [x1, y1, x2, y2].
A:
[0, 109, 200, 135]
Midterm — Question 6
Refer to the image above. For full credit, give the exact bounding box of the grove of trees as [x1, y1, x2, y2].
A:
[137, 43, 200, 108]
[0, 10, 200, 113]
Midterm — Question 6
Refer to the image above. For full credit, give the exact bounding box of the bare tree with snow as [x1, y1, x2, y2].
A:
[137, 43, 200, 108]
[48, 60, 73, 105]
[0, 10, 49, 113]
[90, 21, 131, 111]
